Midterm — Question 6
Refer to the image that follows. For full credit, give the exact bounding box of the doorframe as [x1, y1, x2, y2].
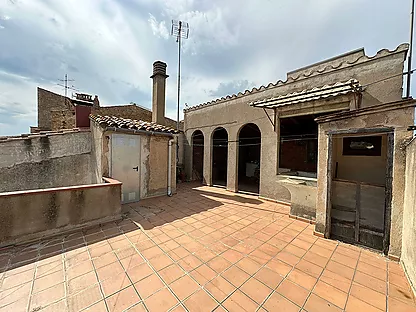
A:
[325, 127, 394, 254]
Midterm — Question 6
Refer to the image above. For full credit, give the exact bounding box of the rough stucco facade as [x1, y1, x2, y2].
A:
[0, 129, 96, 193]
[402, 138, 416, 295]
[183, 43, 413, 257]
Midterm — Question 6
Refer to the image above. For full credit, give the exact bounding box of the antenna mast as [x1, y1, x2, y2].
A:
[58, 74, 78, 101]
[407, 0, 415, 98]
[171, 20, 189, 130]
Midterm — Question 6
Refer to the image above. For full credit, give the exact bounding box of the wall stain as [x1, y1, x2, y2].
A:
[45, 193, 59, 227]
[0, 198, 13, 242]
[69, 190, 85, 224]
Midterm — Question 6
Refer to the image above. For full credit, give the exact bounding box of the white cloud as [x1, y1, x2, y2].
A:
[0, 0, 413, 135]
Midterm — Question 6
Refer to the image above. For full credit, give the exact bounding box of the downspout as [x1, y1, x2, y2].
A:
[168, 139, 174, 196]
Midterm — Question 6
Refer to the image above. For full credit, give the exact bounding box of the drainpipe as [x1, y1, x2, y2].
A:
[168, 139, 174, 196]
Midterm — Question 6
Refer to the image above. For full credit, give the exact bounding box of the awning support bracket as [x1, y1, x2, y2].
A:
[263, 108, 275, 127]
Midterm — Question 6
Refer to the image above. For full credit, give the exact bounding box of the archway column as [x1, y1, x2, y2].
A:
[227, 140, 238, 192]
[203, 129, 212, 186]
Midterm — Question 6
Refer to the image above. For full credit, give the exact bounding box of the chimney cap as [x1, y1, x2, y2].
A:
[150, 60, 169, 79]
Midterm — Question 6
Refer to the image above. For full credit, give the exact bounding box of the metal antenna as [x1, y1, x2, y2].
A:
[57, 74, 78, 98]
[407, 0, 415, 98]
[171, 20, 189, 130]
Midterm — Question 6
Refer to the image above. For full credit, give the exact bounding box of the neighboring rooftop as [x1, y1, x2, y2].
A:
[184, 43, 409, 113]
[90, 115, 180, 134]
[0, 128, 88, 142]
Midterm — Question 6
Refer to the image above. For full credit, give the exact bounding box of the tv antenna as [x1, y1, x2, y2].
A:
[171, 20, 189, 130]
[57, 74, 78, 99]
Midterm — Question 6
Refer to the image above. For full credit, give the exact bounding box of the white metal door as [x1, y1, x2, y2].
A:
[111, 134, 141, 203]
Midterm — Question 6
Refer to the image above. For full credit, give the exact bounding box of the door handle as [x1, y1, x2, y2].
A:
[133, 166, 138, 171]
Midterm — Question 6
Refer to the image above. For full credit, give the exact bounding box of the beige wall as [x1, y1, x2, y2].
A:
[332, 135, 387, 185]
[0, 178, 122, 246]
[316, 105, 415, 257]
[0, 130, 96, 193]
[184, 45, 408, 219]
[402, 138, 416, 295]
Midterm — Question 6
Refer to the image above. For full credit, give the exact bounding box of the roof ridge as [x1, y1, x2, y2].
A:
[184, 43, 409, 113]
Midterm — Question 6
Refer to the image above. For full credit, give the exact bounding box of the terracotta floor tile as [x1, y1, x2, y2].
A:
[222, 289, 257, 311]
[291, 238, 313, 251]
[194, 248, 217, 262]
[0, 297, 29, 312]
[284, 244, 307, 258]
[326, 260, 355, 280]
[145, 288, 178, 311]
[134, 273, 165, 299]
[205, 276, 236, 302]
[313, 280, 347, 309]
[36, 299, 67, 312]
[309, 245, 333, 258]
[169, 246, 190, 261]
[258, 243, 281, 257]
[126, 303, 147, 312]
[36, 261, 63, 278]
[148, 253, 174, 271]
[276, 279, 310, 307]
[304, 293, 343, 312]
[89, 244, 113, 258]
[320, 269, 352, 293]
[0, 281, 32, 308]
[240, 277, 272, 304]
[33, 269, 64, 293]
[221, 265, 250, 288]
[105, 286, 140, 312]
[170, 275, 200, 300]
[159, 264, 185, 284]
[100, 272, 131, 297]
[350, 282, 386, 310]
[177, 254, 203, 271]
[126, 262, 153, 283]
[266, 259, 293, 277]
[235, 257, 261, 275]
[96, 261, 124, 282]
[67, 260, 94, 281]
[65, 251, 90, 269]
[388, 296, 416, 312]
[389, 271, 412, 290]
[263, 292, 300, 312]
[287, 269, 317, 291]
[1, 268, 34, 290]
[330, 251, 358, 269]
[191, 264, 217, 286]
[296, 259, 323, 278]
[303, 251, 329, 268]
[360, 252, 387, 269]
[67, 284, 102, 311]
[354, 270, 386, 294]
[207, 257, 232, 274]
[120, 254, 144, 270]
[92, 251, 118, 269]
[254, 267, 284, 289]
[356, 261, 387, 281]
[68, 270, 98, 295]
[184, 290, 218, 312]
[141, 246, 164, 260]
[221, 249, 244, 264]
[345, 296, 384, 312]
[116, 247, 138, 260]
[275, 251, 301, 266]
[29, 282, 65, 311]
[388, 283, 415, 306]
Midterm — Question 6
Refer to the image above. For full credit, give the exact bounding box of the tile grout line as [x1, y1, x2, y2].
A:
[25, 245, 40, 312]
[62, 236, 70, 312]
[386, 260, 389, 312]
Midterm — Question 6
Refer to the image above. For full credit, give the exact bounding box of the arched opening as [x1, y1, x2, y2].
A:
[238, 123, 261, 194]
[212, 127, 228, 187]
[191, 130, 204, 182]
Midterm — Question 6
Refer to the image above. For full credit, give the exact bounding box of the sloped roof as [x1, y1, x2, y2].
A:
[250, 79, 361, 109]
[184, 43, 408, 113]
[90, 115, 180, 134]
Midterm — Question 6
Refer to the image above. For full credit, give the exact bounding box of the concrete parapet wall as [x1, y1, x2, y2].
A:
[0, 177, 122, 246]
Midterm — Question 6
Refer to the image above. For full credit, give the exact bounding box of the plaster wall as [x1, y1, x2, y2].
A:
[401, 138, 416, 295]
[0, 178, 122, 246]
[316, 106, 415, 257]
[0, 130, 95, 193]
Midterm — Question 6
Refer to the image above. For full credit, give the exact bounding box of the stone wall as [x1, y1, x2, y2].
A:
[38, 87, 72, 130]
[0, 130, 96, 193]
[0, 177, 122, 246]
[402, 137, 416, 295]
[51, 109, 76, 131]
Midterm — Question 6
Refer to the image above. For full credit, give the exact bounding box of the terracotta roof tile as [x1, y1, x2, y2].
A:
[90, 115, 179, 134]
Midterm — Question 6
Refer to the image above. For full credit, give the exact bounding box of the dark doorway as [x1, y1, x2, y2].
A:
[238, 123, 261, 194]
[192, 130, 204, 182]
[212, 127, 228, 187]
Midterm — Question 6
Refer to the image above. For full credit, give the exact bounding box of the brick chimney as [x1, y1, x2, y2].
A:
[150, 61, 169, 125]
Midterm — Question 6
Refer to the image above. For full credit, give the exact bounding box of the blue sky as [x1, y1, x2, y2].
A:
[0, 0, 414, 135]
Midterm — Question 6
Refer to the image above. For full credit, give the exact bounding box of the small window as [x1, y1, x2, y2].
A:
[342, 136, 382, 156]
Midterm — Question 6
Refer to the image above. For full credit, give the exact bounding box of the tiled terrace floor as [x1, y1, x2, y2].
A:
[0, 183, 415, 312]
